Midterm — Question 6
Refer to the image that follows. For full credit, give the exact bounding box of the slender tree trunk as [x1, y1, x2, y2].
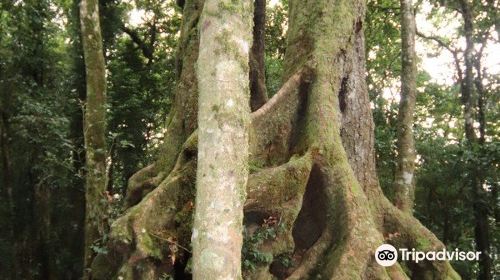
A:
[486, 0, 500, 38]
[80, 0, 108, 277]
[458, 1, 492, 279]
[107, 139, 115, 193]
[64, 1, 87, 277]
[0, 114, 12, 228]
[393, 0, 417, 213]
[192, 1, 253, 278]
[249, 0, 267, 111]
[460, 0, 476, 142]
[474, 58, 486, 145]
[0, 111, 17, 279]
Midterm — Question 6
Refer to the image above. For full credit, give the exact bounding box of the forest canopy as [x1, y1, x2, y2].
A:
[0, 0, 498, 279]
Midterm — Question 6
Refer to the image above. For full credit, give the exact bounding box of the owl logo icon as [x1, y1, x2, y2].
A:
[375, 244, 398, 266]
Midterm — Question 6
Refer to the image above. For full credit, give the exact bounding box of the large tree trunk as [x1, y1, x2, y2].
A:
[91, 0, 462, 279]
[393, 0, 417, 213]
[192, 1, 253, 278]
[80, 0, 108, 277]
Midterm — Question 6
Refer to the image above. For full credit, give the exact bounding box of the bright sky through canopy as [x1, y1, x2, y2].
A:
[416, 2, 499, 86]
[129, 0, 499, 88]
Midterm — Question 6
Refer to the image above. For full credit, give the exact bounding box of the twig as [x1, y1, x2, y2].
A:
[149, 232, 192, 253]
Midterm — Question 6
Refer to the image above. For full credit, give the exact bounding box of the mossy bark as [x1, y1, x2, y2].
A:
[393, 0, 417, 213]
[79, 0, 108, 277]
[92, 0, 462, 279]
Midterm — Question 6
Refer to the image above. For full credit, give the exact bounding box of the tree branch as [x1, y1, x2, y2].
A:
[120, 25, 154, 60]
[416, 30, 456, 54]
[416, 30, 464, 82]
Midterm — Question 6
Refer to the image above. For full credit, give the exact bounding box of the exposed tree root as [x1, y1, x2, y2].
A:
[245, 153, 312, 213]
[383, 264, 409, 280]
[286, 230, 333, 279]
[294, 149, 385, 280]
[124, 67, 311, 209]
[251, 68, 311, 120]
[124, 163, 165, 207]
[250, 68, 312, 166]
[381, 198, 461, 280]
[91, 136, 198, 279]
[243, 154, 313, 279]
[94, 70, 462, 280]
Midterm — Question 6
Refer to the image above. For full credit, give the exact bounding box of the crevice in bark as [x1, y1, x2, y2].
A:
[250, 68, 313, 167]
[339, 76, 349, 113]
[291, 164, 327, 251]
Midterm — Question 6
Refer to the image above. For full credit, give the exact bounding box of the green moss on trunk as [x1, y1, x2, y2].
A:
[79, 0, 108, 277]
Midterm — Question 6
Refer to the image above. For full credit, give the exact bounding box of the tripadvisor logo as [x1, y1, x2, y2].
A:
[374, 244, 482, 267]
[375, 244, 398, 266]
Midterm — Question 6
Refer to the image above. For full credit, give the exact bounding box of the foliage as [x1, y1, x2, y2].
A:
[0, 0, 80, 278]
[242, 218, 285, 270]
[0, 0, 181, 278]
[106, 0, 180, 193]
[366, 0, 402, 196]
[264, 1, 287, 96]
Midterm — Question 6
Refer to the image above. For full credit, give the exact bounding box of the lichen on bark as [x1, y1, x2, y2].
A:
[393, 0, 417, 213]
[192, 0, 253, 279]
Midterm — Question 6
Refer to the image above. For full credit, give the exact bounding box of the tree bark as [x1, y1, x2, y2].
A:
[79, 0, 108, 277]
[249, 0, 268, 111]
[192, 1, 253, 278]
[459, 0, 476, 142]
[393, 0, 417, 213]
